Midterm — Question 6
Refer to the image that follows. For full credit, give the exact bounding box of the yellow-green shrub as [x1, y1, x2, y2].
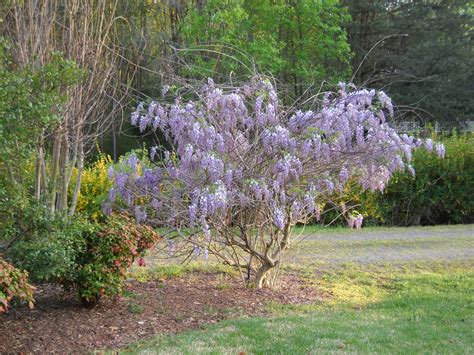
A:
[373, 133, 474, 225]
[70, 153, 113, 220]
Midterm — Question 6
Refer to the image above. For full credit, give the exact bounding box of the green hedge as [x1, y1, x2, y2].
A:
[374, 133, 474, 226]
[319, 133, 473, 227]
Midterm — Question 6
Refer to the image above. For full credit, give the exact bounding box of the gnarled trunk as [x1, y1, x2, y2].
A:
[254, 262, 275, 289]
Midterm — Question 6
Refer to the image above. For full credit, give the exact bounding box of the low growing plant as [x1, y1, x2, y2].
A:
[6, 205, 160, 308]
[76, 213, 161, 307]
[0, 256, 35, 313]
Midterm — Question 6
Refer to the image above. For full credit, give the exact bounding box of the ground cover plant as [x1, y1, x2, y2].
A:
[111, 77, 444, 288]
[0, 256, 34, 313]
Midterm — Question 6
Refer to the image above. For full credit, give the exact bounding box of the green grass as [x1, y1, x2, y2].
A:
[284, 236, 473, 265]
[292, 223, 474, 236]
[119, 225, 473, 354]
[122, 262, 473, 354]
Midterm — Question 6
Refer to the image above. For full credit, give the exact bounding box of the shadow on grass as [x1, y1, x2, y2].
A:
[122, 269, 473, 354]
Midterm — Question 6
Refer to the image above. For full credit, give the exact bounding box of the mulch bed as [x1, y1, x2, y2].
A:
[1, 271, 323, 353]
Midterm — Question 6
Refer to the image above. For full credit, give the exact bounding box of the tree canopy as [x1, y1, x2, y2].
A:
[344, 0, 474, 127]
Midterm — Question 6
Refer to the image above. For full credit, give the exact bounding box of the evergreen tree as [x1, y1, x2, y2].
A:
[344, 0, 474, 127]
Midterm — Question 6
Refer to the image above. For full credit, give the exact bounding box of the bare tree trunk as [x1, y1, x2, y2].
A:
[40, 146, 48, 197]
[48, 133, 61, 212]
[69, 142, 83, 216]
[57, 129, 69, 212]
[253, 226, 290, 288]
[254, 262, 274, 289]
[34, 135, 45, 201]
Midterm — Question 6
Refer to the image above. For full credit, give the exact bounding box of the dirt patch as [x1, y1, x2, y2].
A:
[0, 271, 322, 353]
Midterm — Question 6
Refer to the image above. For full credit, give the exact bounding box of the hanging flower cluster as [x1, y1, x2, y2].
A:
[108, 77, 444, 285]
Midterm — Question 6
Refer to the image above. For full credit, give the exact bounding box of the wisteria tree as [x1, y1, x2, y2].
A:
[109, 77, 444, 288]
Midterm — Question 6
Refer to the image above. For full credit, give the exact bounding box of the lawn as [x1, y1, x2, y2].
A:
[3, 225, 472, 353]
[123, 225, 474, 354]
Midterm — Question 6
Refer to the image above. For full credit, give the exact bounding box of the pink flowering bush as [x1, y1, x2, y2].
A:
[110, 77, 443, 288]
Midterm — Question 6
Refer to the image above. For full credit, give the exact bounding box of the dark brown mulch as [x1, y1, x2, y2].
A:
[0, 272, 323, 353]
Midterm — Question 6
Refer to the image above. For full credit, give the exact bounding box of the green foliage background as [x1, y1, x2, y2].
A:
[180, 0, 352, 93]
[343, 0, 473, 127]
[374, 133, 474, 226]
[321, 133, 474, 227]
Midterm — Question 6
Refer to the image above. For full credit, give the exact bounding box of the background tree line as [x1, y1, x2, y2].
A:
[107, 0, 474, 156]
[2, 0, 471, 167]
[0, 0, 472, 221]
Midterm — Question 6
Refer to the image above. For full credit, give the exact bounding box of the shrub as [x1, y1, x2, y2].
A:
[373, 133, 474, 226]
[0, 156, 35, 241]
[69, 152, 113, 221]
[6, 204, 90, 283]
[0, 256, 35, 313]
[76, 213, 161, 307]
[6, 204, 160, 308]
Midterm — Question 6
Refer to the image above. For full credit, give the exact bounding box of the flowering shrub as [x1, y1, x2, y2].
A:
[70, 152, 113, 220]
[0, 256, 35, 313]
[76, 213, 161, 307]
[110, 77, 442, 288]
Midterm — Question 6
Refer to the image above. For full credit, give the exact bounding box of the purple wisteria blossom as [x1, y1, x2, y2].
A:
[273, 206, 285, 230]
[128, 154, 138, 172]
[436, 143, 446, 158]
[110, 77, 444, 288]
[107, 166, 115, 179]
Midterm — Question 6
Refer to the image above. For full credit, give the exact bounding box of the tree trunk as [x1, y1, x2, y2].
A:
[69, 142, 83, 216]
[34, 139, 43, 201]
[254, 262, 274, 289]
[48, 133, 62, 212]
[57, 130, 69, 212]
